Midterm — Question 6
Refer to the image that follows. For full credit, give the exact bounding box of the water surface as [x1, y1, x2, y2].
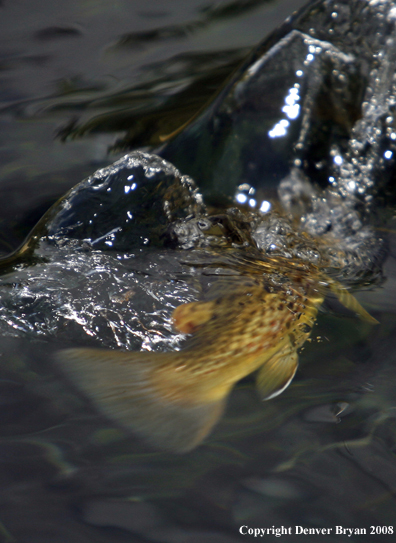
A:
[1, 1, 396, 542]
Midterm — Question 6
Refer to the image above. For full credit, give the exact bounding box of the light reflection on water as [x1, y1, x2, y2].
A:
[1, 0, 396, 542]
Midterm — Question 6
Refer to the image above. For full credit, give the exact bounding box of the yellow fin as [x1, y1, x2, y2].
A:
[56, 348, 225, 453]
[256, 346, 298, 400]
[172, 300, 215, 334]
[328, 280, 379, 324]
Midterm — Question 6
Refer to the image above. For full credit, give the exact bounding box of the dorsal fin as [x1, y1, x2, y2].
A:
[326, 279, 379, 324]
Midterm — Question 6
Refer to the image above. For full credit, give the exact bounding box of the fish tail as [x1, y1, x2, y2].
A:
[55, 348, 226, 452]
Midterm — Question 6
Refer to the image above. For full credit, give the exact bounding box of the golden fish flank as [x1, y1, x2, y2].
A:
[57, 264, 376, 453]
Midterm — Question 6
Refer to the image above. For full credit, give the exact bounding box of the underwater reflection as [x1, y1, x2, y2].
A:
[2, 0, 396, 540]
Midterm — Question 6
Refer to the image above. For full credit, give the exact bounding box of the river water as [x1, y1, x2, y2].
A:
[1, 1, 396, 542]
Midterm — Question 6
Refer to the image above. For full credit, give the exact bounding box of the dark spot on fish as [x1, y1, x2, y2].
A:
[183, 321, 196, 334]
[277, 304, 283, 311]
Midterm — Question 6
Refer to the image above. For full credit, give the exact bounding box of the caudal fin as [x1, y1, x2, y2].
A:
[56, 348, 226, 453]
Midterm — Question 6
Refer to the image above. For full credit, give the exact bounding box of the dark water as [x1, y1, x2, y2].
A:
[0, 0, 305, 253]
[1, 1, 396, 542]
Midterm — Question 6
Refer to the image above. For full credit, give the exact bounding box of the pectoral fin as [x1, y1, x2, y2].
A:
[256, 346, 298, 400]
[172, 300, 216, 334]
[56, 348, 225, 453]
[328, 280, 379, 324]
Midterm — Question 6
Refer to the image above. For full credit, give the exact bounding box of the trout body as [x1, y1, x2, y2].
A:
[58, 255, 376, 452]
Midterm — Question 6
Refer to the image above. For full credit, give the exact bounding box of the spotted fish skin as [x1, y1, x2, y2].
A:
[57, 257, 341, 452]
[56, 223, 379, 452]
[167, 272, 322, 403]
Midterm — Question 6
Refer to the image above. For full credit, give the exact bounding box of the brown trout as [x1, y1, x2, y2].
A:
[57, 253, 377, 453]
